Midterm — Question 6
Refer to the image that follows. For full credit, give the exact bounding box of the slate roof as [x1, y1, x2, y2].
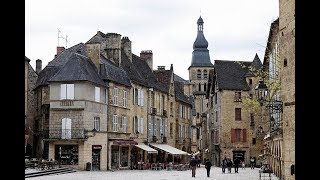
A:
[86, 31, 107, 44]
[100, 55, 131, 87]
[214, 60, 252, 91]
[189, 16, 213, 69]
[25, 56, 31, 62]
[174, 74, 188, 84]
[35, 43, 104, 89]
[174, 81, 191, 105]
[49, 53, 106, 87]
[132, 54, 167, 92]
[121, 51, 147, 86]
[153, 68, 173, 94]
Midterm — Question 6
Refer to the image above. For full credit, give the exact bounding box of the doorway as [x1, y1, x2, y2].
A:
[92, 148, 101, 171]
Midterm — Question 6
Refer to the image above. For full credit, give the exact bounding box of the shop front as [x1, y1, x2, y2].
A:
[109, 139, 137, 170]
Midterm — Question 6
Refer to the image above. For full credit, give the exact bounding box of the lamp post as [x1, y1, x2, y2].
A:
[59, 147, 62, 168]
[255, 79, 283, 172]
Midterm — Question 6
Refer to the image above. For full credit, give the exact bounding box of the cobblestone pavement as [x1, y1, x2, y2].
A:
[26, 166, 279, 180]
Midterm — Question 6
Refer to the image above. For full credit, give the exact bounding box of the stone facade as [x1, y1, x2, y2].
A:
[279, 0, 295, 179]
[25, 57, 38, 157]
[48, 81, 108, 170]
[189, 66, 213, 160]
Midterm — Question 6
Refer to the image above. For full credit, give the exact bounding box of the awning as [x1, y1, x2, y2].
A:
[150, 143, 190, 155]
[135, 143, 158, 154]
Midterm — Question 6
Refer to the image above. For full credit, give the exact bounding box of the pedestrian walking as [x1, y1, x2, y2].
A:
[190, 156, 197, 177]
[204, 159, 212, 177]
[233, 158, 240, 173]
[221, 156, 227, 173]
[250, 157, 255, 169]
[226, 158, 233, 173]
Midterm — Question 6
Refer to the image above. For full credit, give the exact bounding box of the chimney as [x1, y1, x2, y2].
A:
[140, 50, 153, 70]
[157, 66, 165, 70]
[36, 59, 42, 74]
[105, 33, 121, 67]
[56, 46, 65, 56]
[121, 37, 132, 62]
[86, 43, 101, 71]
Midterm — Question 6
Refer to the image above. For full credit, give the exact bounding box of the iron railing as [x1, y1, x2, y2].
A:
[43, 129, 86, 139]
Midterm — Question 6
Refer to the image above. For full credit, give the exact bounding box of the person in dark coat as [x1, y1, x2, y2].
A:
[221, 156, 227, 173]
[204, 159, 212, 177]
[233, 158, 240, 173]
[226, 158, 233, 173]
[190, 156, 197, 177]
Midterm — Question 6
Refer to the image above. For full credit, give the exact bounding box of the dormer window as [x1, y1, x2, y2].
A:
[234, 92, 242, 102]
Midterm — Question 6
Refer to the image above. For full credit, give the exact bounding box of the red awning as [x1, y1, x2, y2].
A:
[113, 140, 138, 145]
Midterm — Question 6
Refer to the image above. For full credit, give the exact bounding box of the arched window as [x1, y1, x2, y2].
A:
[203, 70, 208, 79]
[197, 70, 202, 79]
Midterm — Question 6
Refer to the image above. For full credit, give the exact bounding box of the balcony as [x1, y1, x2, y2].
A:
[43, 128, 86, 140]
[150, 107, 157, 115]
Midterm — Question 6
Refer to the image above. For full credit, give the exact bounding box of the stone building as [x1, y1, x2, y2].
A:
[206, 55, 266, 166]
[34, 30, 191, 170]
[154, 65, 193, 163]
[262, 0, 295, 179]
[262, 18, 284, 178]
[25, 56, 38, 158]
[187, 16, 214, 162]
[279, 0, 295, 179]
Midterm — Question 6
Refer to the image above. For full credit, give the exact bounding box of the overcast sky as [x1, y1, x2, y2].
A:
[25, 0, 279, 80]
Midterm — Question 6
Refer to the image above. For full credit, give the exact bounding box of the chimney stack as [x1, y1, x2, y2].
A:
[105, 33, 121, 67]
[157, 66, 165, 70]
[36, 59, 42, 74]
[56, 46, 65, 56]
[121, 37, 132, 62]
[140, 50, 153, 70]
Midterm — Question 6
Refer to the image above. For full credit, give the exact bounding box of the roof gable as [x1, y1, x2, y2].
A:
[49, 53, 106, 86]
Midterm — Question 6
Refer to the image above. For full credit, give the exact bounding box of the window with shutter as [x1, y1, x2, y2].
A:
[122, 116, 127, 133]
[95, 87, 100, 102]
[235, 108, 241, 121]
[123, 90, 127, 107]
[61, 84, 74, 99]
[235, 129, 241, 142]
[149, 118, 154, 138]
[134, 88, 138, 105]
[140, 117, 144, 134]
[94, 117, 100, 131]
[231, 128, 235, 143]
[242, 129, 247, 142]
[113, 87, 118, 106]
[113, 115, 118, 132]
[62, 118, 72, 139]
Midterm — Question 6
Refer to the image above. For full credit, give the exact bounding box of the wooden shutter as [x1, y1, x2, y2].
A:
[140, 117, 144, 134]
[67, 84, 74, 99]
[61, 84, 67, 99]
[95, 87, 100, 102]
[141, 90, 144, 106]
[231, 128, 235, 143]
[242, 129, 247, 142]
[61, 118, 66, 139]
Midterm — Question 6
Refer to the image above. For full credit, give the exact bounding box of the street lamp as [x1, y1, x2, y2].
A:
[255, 80, 268, 106]
[59, 147, 62, 168]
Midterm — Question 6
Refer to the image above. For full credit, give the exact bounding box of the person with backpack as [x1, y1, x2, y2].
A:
[204, 158, 212, 177]
[190, 156, 198, 177]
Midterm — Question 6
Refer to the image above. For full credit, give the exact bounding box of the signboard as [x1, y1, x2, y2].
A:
[92, 145, 102, 149]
